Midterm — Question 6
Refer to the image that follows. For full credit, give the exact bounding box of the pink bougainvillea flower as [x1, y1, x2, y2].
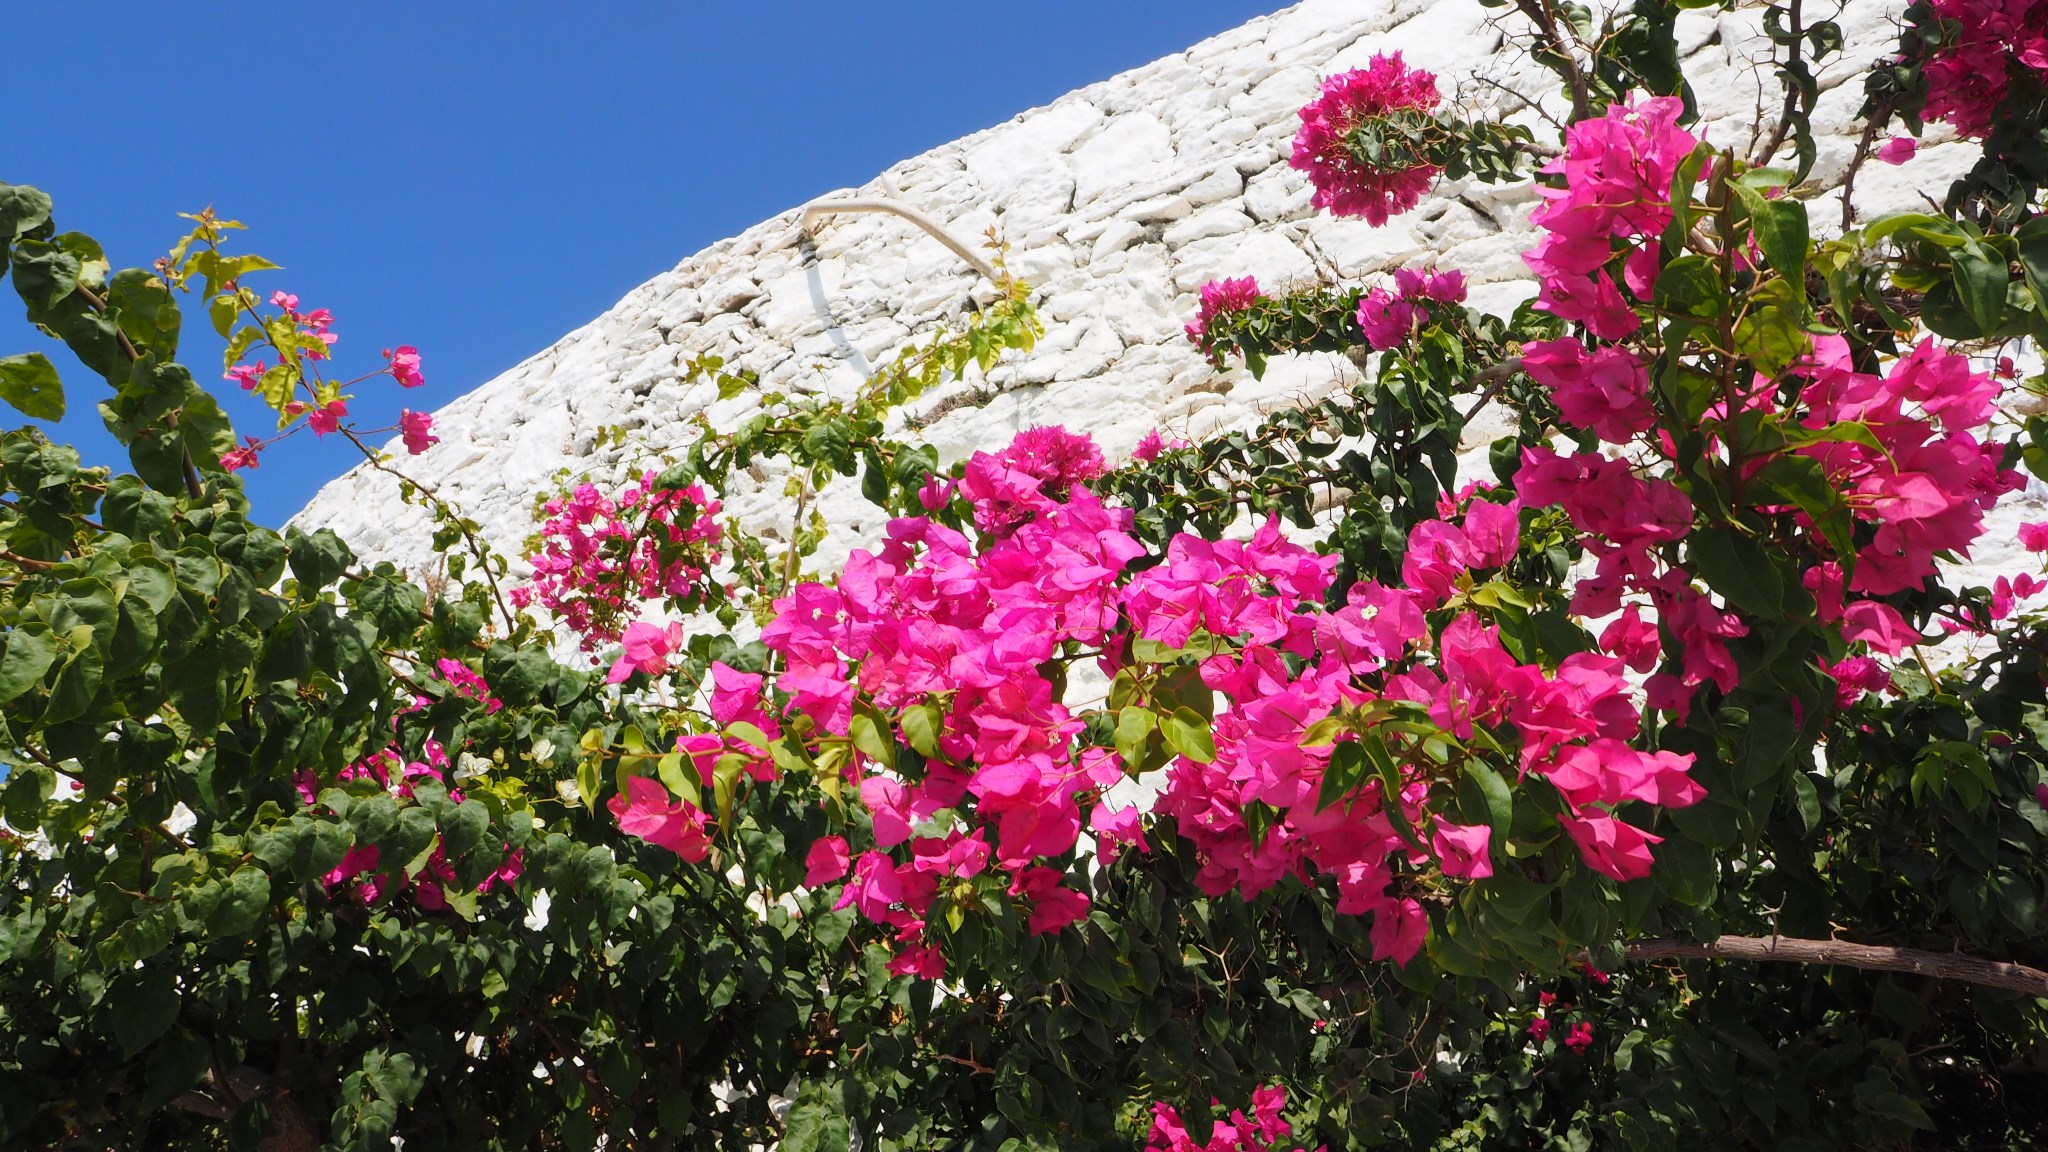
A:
[605, 619, 685, 683]
[1877, 135, 1919, 165]
[225, 360, 266, 391]
[1564, 1021, 1595, 1052]
[400, 409, 438, 455]
[1598, 605, 1662, 672]
[608, 776, 711, 861]
[2021, 522, 2048, 551]
[220, 444, 261, 473]
[1522, 339, 1654, 443]
[1369, 896, 1428, 964]
[307, 398, 347, 437]
[1527, 1016, 1552, 1043]
[1357, 287, 1423, 350]
[1290, 52, 1443, 225]
[1185, 276, 1264, 345]
[1431, 820, 1494, 879]
[1840, 599, 1917, 655]
[384, 344, 426, 388]
[887, 940, 946, 979]
[1558, 812, 1661, 881]
[804, 835, 852, 886]
[1821, 655, 1892, 707]
[1918, 0, 2048, 139]
[1089, 800, 1148, 863]
[1131, 428, 1189, 462]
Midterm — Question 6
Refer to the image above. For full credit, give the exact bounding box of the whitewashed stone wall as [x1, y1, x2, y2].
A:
[294, 0, 2036, 591]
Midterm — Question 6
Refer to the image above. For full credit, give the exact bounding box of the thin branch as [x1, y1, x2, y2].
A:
[1625, 935, 2048, 998]
[1839, 115, 1883, 231]
[1751, 0, 1806, 168]
[1462, 356, 1527, 424]
[1512, 0, 1592, 121]
[337, 427, 517, 635]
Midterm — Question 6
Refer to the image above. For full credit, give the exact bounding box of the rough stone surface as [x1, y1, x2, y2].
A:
[294, 0, 2042, 597]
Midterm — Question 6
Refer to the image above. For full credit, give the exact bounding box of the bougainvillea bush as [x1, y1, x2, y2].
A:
[4, 0, 2048, 1149]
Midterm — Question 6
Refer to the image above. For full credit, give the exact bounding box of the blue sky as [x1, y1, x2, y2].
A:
[1, 2, 1275, 526]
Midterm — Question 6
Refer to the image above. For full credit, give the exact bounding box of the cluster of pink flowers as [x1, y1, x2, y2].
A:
[272, 291, 337, 362]
[1356, 267, 1468, 351]
[1525, 94, 1697, 341]
[1154, 492, 1700, 951]
[1512, 91, 2025, 717]
[1147, 1085, 1314, 1152]
[216, 290, 432, 473]
[1792, 335, 2018, 597]
[755, 429, 1138, 973]
[1185, 276, 1265, 347]
[1918, 0, 2048, 139]
[1290, 52, 1443, 225]
[400, 409, 438, 454]
[1527, 990, 1596, 1052]
[516, 470, 724, 649]
[308, 742, 523, 909]
[436, 657, 502, 712]
[602, 426, 1706, 978]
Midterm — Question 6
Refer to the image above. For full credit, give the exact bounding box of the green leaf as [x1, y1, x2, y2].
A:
[1791, 771, 1822, 832]
[286, 526, 353, 593]
[0, 623, 58, 703]
[0, 353, 64, 420]
[849, 709, 895, 770]
[1732, 184, 1809, 293]
[352, 574, 427, 638]
[440, 799, 491, 860]
[206, 866, 271, 940]
[1951, 241, 2009, 334]
[1114, 706, 1156, 772]
[1688, 526, 1782, 617]
[1159, 706, 1216, 764]
[0, 183, 54, 242]
[10, 238, 81, 311]
[1461, 762, 1514, 832]
[109, 967, 180, 1058]
[1654, 254, 1726, 317]
[1317, 739, 1369, 812]
[899, 703, 941, 758]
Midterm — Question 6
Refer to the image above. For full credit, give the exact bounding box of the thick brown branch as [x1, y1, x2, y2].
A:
[1625, 935, 2048, 998]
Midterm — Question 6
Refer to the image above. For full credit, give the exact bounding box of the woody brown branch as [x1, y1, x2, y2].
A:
[1625, 935, 2048, 998]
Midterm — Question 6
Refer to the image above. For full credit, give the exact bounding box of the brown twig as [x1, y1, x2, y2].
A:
[1513, 0, 1592, 121]
[337, 428, 517, 635]
[1625, 935, 2048, 998]
[1751, 0, 1806, 168]
[1462, 356, 1527, 424]
[1839, 115, 1883, 231]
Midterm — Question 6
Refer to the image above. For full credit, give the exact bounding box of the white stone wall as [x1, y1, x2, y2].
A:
[294, 0, 2032, 592]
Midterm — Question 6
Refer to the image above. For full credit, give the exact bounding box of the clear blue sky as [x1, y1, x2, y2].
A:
[2, 2, 1275, 526]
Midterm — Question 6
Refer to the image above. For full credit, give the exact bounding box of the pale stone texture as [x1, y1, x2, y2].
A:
[294, 0, 2044, 603]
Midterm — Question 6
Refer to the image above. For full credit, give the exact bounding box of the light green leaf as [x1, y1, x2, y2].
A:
[1159, 706, 1216, 764]
[0, 353, 64, 420]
